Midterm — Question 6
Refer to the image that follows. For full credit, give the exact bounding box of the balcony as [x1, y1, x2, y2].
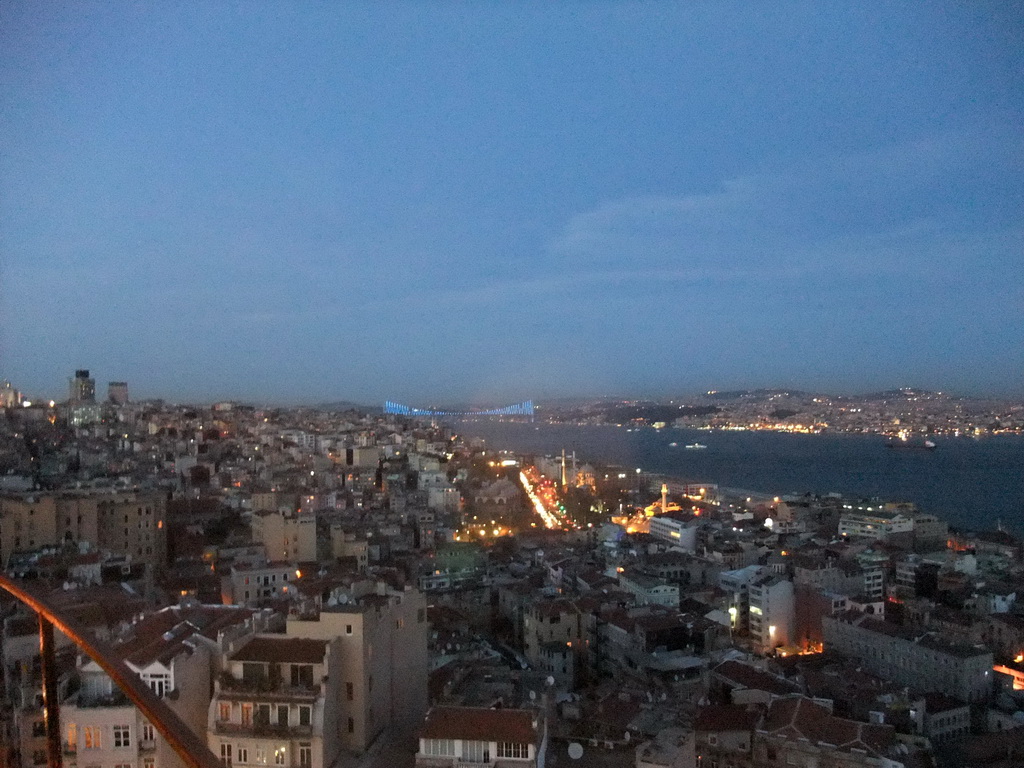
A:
[218, 673, 318, 702]
[213, 720, 314, 739]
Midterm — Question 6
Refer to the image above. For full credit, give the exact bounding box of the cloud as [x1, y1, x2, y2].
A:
[546, 126, 1024, 288]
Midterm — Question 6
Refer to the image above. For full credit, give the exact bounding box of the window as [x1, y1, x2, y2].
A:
[257, 704, 271, 725]
[255, 748, 267, 765]
[220, 743, 232, 767]
[84, 727, 101, 749]
[497, 742, 529, 759]
[219, 702, 232, 722]
[346, 682, 354, 701]
[345, 624, 353, 635]
[32, 720, 46, 738]
[463, 740, 490, 762]
[237, 748, 248, 764]
[347, 717, 354, 734]
[115, 764, 132, 768]
[144, 758, 155, 768]
[424, 739, 455, 757]
[145, 673, 171, 697]
[707, 734, 719, 746]
[291, 664, 313, 687]
[114, 725, 131, 748]
[299, 706, 311, 726]
[142, 723, 155, 742]
[241, 704, 253, 727]
[67, 723, 77, 751]
[274, 747, 286, 766]
[299, 744, 312, 768]
[277, 706, 289, 727]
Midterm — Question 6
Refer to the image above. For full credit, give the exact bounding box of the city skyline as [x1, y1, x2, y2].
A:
[2, 3, 1023, 403]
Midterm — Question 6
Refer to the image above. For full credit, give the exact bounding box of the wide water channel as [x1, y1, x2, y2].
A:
[455, 422, 1024, 535]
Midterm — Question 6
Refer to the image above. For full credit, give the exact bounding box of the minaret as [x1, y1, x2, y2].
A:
[661, 483, 669, 513]
[561, 448, 567, 488]
[571, 451, 578, 485]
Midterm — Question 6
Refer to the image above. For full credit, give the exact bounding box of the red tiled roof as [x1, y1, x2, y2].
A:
[419, 706, 537, 743]
[693, 705, 761, 733]
[231, 637, 328, 664]
[117, 605, 256, 667]
[761, 696, 895, 756]
[713, 660, 801, 697]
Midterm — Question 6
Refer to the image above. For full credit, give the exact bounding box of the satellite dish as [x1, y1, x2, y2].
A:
[529, 690, 537, 701]
[568, 743, 584, 760]
[624, 731, 631, 743]
[546, 676, 555, 687]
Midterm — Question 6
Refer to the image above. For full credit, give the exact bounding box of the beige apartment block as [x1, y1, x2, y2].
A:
[251, 510, 317, 563]
[285, 585, 429, 756]
[208, 636, 342, 768]
[0, 489, 167, 568]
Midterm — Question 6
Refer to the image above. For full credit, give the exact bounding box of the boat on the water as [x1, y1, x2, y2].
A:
[887, 439, 936, 450]
[668, 442, 678, 447]
[684, 443, 708, 450]
[887, 431, 936, 450]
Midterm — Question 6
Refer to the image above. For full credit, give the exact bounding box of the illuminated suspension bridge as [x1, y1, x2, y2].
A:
[384, 399, 534, 418]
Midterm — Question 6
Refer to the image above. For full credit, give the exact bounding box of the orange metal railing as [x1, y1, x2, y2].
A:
[0, 573, 220, 768]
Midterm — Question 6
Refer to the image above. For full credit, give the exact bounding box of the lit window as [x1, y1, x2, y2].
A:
[84, 727, 101, 749]
[219, 702, 232, 722]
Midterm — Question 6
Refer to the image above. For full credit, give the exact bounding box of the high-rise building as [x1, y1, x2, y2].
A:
[69, 369, 96, 404]
[108, 381, 129, 405]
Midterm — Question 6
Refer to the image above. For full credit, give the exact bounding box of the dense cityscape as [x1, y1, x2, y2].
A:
[4, 4, 1023, 768]
[1, 372, 1023, 768]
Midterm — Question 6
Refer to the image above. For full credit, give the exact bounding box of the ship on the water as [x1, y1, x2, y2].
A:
[887, 430, 936, 450]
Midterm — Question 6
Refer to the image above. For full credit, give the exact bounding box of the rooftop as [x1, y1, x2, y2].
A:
[419, 706, 538, 743]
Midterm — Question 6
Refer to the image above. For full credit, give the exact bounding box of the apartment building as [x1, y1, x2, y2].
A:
[0, 489, 167, 568]
[823, 612, 994, 702]
[284, 585, 429, 755]
[221, 562, 305, 606]
[251, 510, 317, 563]
[747, 574, 794, 653]
[208, 636, 341, 768]
[522, 599, 584, 682]
[647, 513, 698, 552]
[838, 510, 913, 541]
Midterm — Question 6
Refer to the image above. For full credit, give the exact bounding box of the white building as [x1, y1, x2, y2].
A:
[648, 514, 698, 552]
[747, 574, 794, 653]
[415, 706, 546, 768]
[60, 604, 268, 768]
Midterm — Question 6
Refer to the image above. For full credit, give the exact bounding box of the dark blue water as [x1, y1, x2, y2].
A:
[456, 423, 1024, 534]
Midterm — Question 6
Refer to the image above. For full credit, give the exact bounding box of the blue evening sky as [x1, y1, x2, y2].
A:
[2, 2, 1022, 405]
